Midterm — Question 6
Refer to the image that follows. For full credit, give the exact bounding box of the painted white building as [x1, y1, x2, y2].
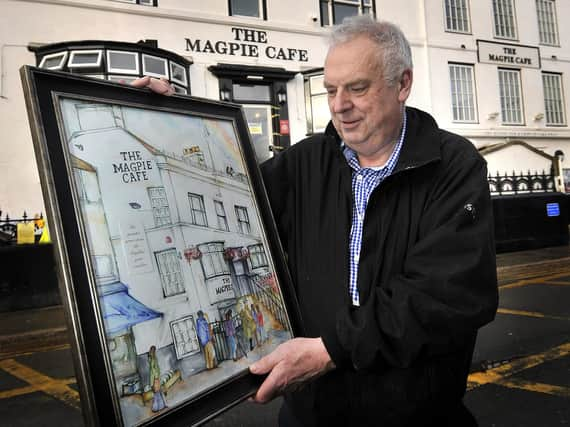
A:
[1, 0, 569, 215]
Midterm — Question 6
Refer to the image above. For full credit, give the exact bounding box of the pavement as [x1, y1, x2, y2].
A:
[0, 244, 569, 426]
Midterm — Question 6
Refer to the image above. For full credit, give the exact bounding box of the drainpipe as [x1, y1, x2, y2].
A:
[419, 0, 433, 113]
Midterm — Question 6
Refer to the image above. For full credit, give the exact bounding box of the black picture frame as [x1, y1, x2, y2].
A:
[20, 66, 302, 427]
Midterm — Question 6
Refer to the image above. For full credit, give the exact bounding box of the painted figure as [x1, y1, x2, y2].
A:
[255, 304, 266, 342]
[196, 310, 217, 369]
[148, 345, 167, 412]
[224, 309, 238, 361]
[239, 302, 257, 351]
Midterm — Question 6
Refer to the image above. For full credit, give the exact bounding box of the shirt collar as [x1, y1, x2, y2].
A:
[342, 111, 407, 173]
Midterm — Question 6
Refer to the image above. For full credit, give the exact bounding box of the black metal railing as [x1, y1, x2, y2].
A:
[488, 170, 556, 196]
[0, 211, 45, 244]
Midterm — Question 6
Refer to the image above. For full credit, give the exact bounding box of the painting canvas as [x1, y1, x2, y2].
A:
[21, 66, 301, 427]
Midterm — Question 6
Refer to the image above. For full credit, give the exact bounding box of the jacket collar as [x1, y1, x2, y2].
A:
[324, 106, 441, 174]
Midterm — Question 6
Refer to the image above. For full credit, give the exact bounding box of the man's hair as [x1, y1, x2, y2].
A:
[327, 16, 413, 87]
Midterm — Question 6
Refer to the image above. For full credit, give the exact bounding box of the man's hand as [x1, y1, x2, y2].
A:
[249, 337, 336, 403]
[130, 76, 175, 96]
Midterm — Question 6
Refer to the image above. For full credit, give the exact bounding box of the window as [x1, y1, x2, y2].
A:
[155, 249, 185, 297]
[498, 69, 524, 124]
[107, 50, 139, 75]
[169, 62, 188, 86]
[235, 206, 251, 234]
[542, 72, 566, 125]
[170, 315, 200, 359]
[321, 0, 375, 26]
[142, 54, 168, 79]
[305, 74, 331, 134]
[148, 187, 171, 226]
[444, 0, 471, 33]
[214, 201, 229, 231]
[199, 242, 230, 279]
[249, 244, 268, 269]
[68, 50, 103, 68]
[536, 0, 559, 46]
[188, 193, 208, 226]
[449, 64, 478, 122]
[493, 0, 517, 39]
[38, 52, 68, 70]
[229, 0, 266, 19]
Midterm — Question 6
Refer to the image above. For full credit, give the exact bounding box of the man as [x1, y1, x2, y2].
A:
[133, 16, 498, 426]
[196, 310, 217, 369]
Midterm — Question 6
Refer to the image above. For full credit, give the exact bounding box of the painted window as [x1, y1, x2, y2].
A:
[171, 315, 200, 359]
[542, 72, 566, 125]
[229, 0, 266, 18]
[148, 187, 172, 227]
[188, 193, 208, 227]
[498, 69, 524, 125]
[444, 0, 471, 33]
[449, 63, 478, 122]
[320, 0, 375, 26]
[200, 242, 230, 279]
[536, 0, 559, 46]
[493, 0, 517, 40]
[304, 74, 331, 134]
[249, 244, 268, 269]
[156, 249, 185, 297]
[214, 200, 230, 231]
[235, 206, 251, 234]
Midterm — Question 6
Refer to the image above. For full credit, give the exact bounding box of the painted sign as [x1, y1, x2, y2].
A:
[206, 275, 235, 303]
[477, 40, 540, 69]
[120, 220, 154, 274]
[185, 26, 309, 62]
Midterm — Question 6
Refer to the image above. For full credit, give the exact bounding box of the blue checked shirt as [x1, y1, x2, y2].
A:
[343, 112, 407, 306]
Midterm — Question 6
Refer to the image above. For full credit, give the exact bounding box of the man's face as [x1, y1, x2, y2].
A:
[324, 35, 412, 167]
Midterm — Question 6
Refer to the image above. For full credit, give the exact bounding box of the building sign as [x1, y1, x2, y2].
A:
[477, 40, 540, 69]
[206, 275, 235, 303]
[112, 150, 154, 183]
[119, 221, 154, 274]
[185, 27, 309, 62]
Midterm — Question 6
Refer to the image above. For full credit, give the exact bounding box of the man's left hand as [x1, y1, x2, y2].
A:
[249, 337, 335, 403]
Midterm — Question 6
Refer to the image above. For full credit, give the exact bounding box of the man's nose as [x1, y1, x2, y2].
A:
[331, 89, 352, 113]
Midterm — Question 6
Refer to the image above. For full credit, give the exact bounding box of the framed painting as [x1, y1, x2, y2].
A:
[20, 66, 302, 427]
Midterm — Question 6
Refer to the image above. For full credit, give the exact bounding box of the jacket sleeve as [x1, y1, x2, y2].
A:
[328, 148, 499, 370]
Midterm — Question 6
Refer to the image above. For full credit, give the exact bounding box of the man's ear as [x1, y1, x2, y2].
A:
[398, 69, 413, 102]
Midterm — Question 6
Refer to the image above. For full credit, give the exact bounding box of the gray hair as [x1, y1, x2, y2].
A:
[327, 16, 413, 87]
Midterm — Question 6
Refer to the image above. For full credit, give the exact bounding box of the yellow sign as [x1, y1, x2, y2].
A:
[17, 222, 35, 244]
[248, 123, 263, 135]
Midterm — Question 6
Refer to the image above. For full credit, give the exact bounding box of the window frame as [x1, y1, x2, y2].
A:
[68, 50, 104, 69]
[498, 68, 525, 125]
[141, 53, 168, 79]
[235, 205, 251, 234]
[492, 0, 518, 41]
[106, 50, 140, 75]
[38, 51, 68, 70]
[228, 0, 267, 20]
[320, 0, 376, 27]
[170, 315, 201, 359]
[536, 0, 560, 47]
[155, 248, 185, 297]
[542, 72, 567, 126]
[188, 192, 208, 227]
[148, 186, 172, 227]
[443, 0, 472, 34]
[448, 62, 479, 123]
[214, 200, 230, 231]
[248, 243, 268, 269]
[199, 242, 231, 280]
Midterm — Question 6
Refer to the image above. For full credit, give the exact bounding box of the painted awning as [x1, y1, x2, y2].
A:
[98, 282, 162, 335]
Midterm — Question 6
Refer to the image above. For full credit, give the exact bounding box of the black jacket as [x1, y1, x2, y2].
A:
[260, 107, 498, 426]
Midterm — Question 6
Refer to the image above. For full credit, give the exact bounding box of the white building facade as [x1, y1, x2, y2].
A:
[1, 0, 569, 215]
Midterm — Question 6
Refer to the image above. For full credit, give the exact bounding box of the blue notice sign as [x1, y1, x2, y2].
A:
[546, 203, 560, 217]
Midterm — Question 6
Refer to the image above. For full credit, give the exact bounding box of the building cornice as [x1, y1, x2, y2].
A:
[12, 0, 328, 37]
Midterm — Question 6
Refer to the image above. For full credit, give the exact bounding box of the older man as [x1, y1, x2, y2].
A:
[249, 17, 498, 427]
[133, 16, 497, 427]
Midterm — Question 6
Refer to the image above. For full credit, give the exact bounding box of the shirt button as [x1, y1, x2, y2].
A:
[355, 253, 360, 262]
[356, 175, 363, 181]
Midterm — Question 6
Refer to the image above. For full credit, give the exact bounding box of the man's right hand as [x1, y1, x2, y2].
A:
[130, 76, 175, 96]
